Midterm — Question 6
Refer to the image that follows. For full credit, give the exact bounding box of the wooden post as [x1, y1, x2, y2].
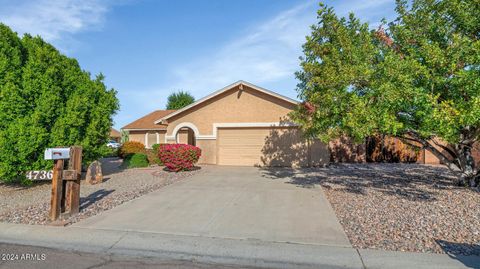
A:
[65, 146, 82, 215]
[61, 179, 67, 213]
[50, 159, 64, 221]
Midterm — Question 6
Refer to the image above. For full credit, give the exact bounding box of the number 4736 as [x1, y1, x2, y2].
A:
[25, 170, 53, 180]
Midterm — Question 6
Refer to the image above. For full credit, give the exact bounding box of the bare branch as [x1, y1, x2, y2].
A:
[394, 135, 422, 148]
[430, 138, 461, 167]
[402, 131, 461, 173]
[424, 140, 461, 172]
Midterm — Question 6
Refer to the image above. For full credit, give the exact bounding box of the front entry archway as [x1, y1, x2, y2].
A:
[171, 122, 199, 146]
[176, 127, 196, 146]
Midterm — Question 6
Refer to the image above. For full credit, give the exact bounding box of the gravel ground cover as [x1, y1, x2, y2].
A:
[262, 163, 480, 255]
[0, 158, 201, 225]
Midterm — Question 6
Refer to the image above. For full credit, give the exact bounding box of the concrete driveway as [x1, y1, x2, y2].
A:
[74, 166, 350, 247]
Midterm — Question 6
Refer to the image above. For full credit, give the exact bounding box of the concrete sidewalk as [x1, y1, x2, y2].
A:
[0, 222, 478, 269]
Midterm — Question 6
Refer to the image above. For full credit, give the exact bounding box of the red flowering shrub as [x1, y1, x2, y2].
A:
[158, 144, 201, 172]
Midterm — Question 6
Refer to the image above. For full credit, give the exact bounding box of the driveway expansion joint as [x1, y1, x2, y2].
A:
[355, 248, 367, 269]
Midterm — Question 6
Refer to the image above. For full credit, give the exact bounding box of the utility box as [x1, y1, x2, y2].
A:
[44, 148, 70, 160]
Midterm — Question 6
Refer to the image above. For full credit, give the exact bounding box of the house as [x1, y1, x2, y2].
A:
[110, 128, 122, 143]
[122, 80, 329, 167]
[122, 109, 176, 148]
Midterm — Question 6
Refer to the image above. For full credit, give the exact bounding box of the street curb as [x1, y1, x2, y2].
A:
[0, 223, 477, 269]
[0, 223, 362, 269]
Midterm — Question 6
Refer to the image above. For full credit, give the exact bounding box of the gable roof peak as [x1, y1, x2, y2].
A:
[154, 80, 298, 124]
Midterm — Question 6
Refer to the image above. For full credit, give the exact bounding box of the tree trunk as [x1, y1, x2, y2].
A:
[458, 145, 480, 187]
[398, 132, 480, 188]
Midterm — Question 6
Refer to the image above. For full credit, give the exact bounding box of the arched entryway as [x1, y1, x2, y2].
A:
[171, 122, 199, 146]
[176, 127, 196, 146]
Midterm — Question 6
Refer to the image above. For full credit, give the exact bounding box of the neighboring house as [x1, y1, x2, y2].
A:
[122, 80, 329, 167]
[122, 110, 176, 148]
[110, 128, 121, 143]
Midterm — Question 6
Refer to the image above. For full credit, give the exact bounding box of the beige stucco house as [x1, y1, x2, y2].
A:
[122, 80, 329, 167]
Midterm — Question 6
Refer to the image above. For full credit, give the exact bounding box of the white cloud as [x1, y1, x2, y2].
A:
[0, 0, 116, 49]
[0, 0, 396, 129]
[168, 1, 318, 99]
[113, 1, 321, 128]
[166, 0, 396, 100]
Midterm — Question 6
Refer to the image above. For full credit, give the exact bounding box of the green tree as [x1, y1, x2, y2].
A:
[166, 90, 195, 110]
[121, 130, 129, 143]
[0, 24, 119, 182]
[294, 1, 480, 186]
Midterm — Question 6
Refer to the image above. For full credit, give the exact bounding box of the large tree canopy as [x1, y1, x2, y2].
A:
[0, 24, 119, 182]
[294, 0, 480, 186]
[166, 90, 195, 110]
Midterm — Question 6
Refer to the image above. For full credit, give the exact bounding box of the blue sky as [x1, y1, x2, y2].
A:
[0, 0, 396, 129]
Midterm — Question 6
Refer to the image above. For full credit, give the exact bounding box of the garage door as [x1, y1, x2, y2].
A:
[217, 127, 310, 167]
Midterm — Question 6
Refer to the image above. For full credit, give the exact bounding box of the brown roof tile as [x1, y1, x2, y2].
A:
[122, 110, 176, 130]
[110, 128, 121, 138]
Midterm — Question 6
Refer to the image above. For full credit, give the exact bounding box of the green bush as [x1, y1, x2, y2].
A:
[125, 153, 149, 168]
[146, 149, 163, 166]
[0, 24, 119, 183]
[148, 144, 167, 166]
[101, 146, 119, 158]
[151, 144, 160, 152]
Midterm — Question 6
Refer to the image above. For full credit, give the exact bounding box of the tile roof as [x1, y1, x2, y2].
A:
[122, 110, 176, 130]
[110, 128, 121, 137]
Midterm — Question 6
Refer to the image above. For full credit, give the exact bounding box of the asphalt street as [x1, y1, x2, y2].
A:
[0, 243, 260, 269]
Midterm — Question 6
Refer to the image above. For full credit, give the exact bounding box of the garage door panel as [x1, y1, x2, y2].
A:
[217, 127, 310, 167]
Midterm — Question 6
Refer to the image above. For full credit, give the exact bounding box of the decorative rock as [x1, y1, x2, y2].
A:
[317, 163, 480, 255]
[86, 160, 103, 185]
[0, 158, 200, 227]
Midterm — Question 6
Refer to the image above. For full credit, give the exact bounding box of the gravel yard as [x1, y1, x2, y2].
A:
[0, 158, 201, 225]
[2, 160, 479, 256]
[262, 164, 480, 256]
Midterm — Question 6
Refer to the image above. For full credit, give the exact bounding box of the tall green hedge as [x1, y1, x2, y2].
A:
[0, 24, 119, 182]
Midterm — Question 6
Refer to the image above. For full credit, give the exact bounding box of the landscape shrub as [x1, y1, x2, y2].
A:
[148, 143, 168, 165]
[158, 144, 201, 172]
[119, 141, 145, 158]
[146, 148, 163, 166]
[125, 153, 149, 168]
[0, 24, 119, 183]
[151, 143, 161, 152]
[101, 146, 119, 158]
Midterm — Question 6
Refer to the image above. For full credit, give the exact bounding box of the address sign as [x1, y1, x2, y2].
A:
[25, 170, 53, 180]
